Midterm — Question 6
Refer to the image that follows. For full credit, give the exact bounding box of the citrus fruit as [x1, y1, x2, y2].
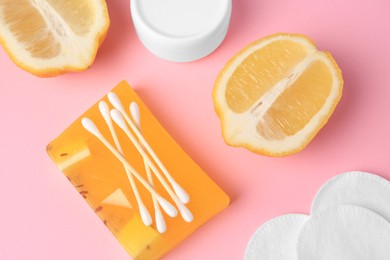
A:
[0, 0, 110, 77]
[213, 33, 343, 156]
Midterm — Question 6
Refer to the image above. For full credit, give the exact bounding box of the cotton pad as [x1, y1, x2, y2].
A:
[244, 214, 309, 260]
[311, 171, 390, 221]
[297, 205, 390, 260]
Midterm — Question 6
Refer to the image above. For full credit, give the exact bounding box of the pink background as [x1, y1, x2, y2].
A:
[1, 0, 390, 259]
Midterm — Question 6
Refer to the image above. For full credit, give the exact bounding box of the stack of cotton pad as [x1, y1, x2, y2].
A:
[244, 171, 390, 259]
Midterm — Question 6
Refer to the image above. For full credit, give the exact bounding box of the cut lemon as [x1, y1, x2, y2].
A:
[0, 0, 109, 77]
[213, 33, 343, 156]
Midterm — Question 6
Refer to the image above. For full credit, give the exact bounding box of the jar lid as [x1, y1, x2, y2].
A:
[131, 0, 232, 62]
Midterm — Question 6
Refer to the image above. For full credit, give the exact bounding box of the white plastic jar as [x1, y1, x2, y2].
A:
[131, 0, 232, 62]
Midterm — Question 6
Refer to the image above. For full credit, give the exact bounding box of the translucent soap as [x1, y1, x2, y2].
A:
[46, 80, 229, 259]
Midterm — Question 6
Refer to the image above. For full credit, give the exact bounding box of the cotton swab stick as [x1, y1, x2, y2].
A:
[81, 117, 178, 218]
[107, 92, 190, 204]
[99, 101, 152, 226]
[110, 110, 193, 222]
[129, 103, 166, 233]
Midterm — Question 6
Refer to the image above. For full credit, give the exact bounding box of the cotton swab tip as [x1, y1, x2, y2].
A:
[171, 181, 190, 204]
[98, 101, 111, 123]
[110, 109, 128, 130]
[155, 210, 167, 233]
[81, 118, 102, 137]
[129, 102, 141, 127]
[177, 203, 193, 223]
[107, 92, 125, 112]
[139, 203, 152, 226]
[157, 197, 178, 217]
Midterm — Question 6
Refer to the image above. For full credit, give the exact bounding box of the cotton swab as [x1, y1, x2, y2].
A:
[110, 93, 189, 204]
[99, 101, 152, 226]
[129, 102, 141, 127]
[81, 117, 178, 218]
[110, 109, 193, 222]
[107, 92, 190, 204]
[129, 103, 166, 233]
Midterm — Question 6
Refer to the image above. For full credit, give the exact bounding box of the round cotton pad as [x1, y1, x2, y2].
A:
[244, 214, 309, 260]
[311, 171, 390, 221]
[297, 205, 390, 260]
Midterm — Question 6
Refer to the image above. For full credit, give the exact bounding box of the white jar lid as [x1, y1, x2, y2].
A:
[131, 0, 232, 62]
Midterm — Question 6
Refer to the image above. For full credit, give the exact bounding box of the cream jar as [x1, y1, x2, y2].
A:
[131, 0, 232, 62]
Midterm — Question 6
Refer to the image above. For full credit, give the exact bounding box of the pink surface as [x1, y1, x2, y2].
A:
[1, 0, 390, 259]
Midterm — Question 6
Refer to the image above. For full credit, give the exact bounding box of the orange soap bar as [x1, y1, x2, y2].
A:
[46, 80, 229, 259]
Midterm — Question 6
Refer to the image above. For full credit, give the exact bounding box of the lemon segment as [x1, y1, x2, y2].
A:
[213, 33, 343, 156]
[0, 0, 109, 77]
